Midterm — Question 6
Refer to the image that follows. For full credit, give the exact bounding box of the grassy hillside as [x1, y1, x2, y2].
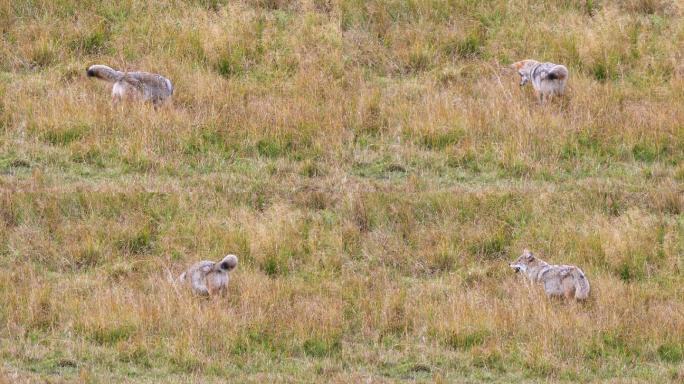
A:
[1, 0, 683, 382]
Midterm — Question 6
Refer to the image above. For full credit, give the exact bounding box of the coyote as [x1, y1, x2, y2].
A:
[179, 255, 238, 297]
[511, 59, 568, 104]
[509, 249, 590, 300]
[86, 64, 173, 106]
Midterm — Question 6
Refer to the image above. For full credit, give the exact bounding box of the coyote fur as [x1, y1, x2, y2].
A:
[509, 249, 590, 300]
[511, 59, 568, 104]
[86, 64, 173, 106]
[179, 255, 238, 297]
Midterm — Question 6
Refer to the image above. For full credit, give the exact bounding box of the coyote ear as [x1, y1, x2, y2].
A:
[523, 249, 533, 259]
[511, 61, 524, 70]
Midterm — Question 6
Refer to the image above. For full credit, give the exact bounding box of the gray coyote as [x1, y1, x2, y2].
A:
[86, 64, 173, 106]
[511, 59, 568, 104]
[179, 255, 238, 297]
[509, 249, 590, 300]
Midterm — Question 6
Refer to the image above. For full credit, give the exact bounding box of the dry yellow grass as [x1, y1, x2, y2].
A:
[1, 0, 684, 382]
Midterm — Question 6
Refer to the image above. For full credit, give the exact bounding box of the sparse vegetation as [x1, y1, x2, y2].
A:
[1, 0, 684, 382]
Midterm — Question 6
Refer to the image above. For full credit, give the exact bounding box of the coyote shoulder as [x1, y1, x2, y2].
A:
[509, 249, 590, 300]
[86, 64, 173, 106]
[511, 59, 568, 104]
[179, 255, 238, 297]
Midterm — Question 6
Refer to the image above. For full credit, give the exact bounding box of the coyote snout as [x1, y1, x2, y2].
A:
[179, 254, 238, 297]
[510, 249, 590, 300]
[511, 59, 568, 104]
[86, 64, 173, 106]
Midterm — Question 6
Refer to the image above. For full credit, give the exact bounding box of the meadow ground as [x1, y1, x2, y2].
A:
[1, 0, 684, 382]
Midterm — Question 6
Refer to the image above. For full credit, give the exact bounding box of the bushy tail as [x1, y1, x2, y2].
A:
[547, 65, 568, 81]
[573, 268, 590, 300]
[217, 255, 238, 271]
[86, 64, 124, 83]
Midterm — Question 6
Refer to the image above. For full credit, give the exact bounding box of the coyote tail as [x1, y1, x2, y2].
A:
[86, 64, 124, 83]
[547, 66, 568, 81]
[572, 268, 590, 300]
[217, 255, 238, 272]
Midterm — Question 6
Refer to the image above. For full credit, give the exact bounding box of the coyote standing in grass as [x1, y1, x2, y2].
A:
[86, 64, 173, 106]
[511, 59, 568, 104]
[509, 249, 590, 300]
[179, 255, 238, 297]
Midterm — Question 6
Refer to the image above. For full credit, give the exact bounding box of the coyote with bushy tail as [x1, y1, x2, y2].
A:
[86, 64, 173, 106]
[511, 59, 568, 104]
[509, 249, 590, 300]
[179, 255, 238, 297]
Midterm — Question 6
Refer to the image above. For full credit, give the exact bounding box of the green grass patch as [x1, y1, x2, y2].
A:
[302, 336, 341, 357]
[657, 343, 683, 363]
[446, 330, 489, 350]
[419, 129, 464, 151]
[90, 325, 136, 346]
[116, 226, 156, 255]
[42, 125, 88, 146]
[632, 141, 667, 162]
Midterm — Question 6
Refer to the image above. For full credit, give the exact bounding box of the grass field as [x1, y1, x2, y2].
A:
[1, 0, 684, 382]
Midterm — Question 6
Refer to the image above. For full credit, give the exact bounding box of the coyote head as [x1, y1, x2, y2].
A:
[509, 249, 538, 273]
[510, 60, 536, 86]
